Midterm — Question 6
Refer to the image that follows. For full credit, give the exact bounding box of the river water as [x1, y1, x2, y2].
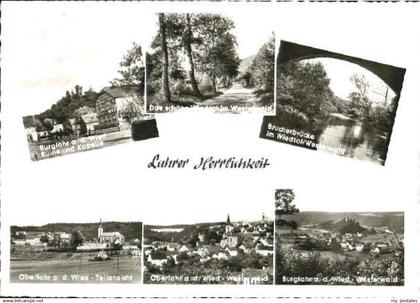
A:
[318, 113, 387, 165]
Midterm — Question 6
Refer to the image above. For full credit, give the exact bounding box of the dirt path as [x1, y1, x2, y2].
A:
[201, 83, 259, 107]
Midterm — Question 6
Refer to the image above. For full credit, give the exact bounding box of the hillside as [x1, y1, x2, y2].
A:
[278, 211, 404, 233]
[23, 88, 99, 128]
[144, 222, 225, 243]
[11, 221, 142, 241]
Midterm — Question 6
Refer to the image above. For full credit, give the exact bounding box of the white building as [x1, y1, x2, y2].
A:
[97, 219, 125, 244]
[81, 113, 99, 135]
[147, 254, 168, 267]
[25, 127, 38, 142]
[51, 124, 64, 133]
[76, 242, 107, 251]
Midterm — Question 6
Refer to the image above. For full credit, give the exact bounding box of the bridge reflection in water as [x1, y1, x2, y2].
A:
[318, 113, 387, 165]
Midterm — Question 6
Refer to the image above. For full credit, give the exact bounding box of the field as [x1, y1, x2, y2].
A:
[10, 251, 141, 283]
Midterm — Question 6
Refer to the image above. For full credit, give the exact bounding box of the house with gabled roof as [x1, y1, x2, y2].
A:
[80, 113, 99, 135]
[96, 86, 143, 130]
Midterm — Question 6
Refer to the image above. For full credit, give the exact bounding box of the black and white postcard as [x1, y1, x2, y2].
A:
[146, 13, 275, 114]
[260, 41, 406, 165]
[1, 1, 419, 300]
[275, 189, 404, 286]
[144, 212, 273, 284]
[10, 220, 142, 283]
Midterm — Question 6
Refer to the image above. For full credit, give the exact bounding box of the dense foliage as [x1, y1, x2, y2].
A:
[111, 42, 145, 95]
[23, 87, 98, 131]
[276, 59, 395, 135]
[148, 13, 273, 106]
[242, 34, 275, 92]
[275, 245, 404, 286]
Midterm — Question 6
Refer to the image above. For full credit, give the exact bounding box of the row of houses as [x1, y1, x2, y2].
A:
[26, 86, 148, 142]
[145, 215, 274, 269]
[287, 226, 402, 255]
[12, 231, 71, 247]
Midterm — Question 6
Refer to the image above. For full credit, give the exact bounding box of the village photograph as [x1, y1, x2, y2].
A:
[275, 189, 404, 286]
[260, 41, 406, 165]
[143, 213, 274, 285]
[146, 13, 275, 114]
[23, 43, 158, 161]
[10, 220, 142, 283]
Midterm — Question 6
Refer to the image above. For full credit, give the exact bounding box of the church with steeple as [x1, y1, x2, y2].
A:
[225, 214, 234, 234]
[97, 219, 125, 244]
[221, 214, 237, 249]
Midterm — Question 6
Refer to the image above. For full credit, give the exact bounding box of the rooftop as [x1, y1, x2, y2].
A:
[100, 86, 140, 98]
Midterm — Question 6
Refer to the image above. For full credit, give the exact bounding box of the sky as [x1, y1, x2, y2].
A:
[4, 4, 147, 115]
[302, 58, 396, 104]
[220, 12, 274, 59]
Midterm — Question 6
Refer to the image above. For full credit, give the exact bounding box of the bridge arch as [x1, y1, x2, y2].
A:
[278, 41, 405, 97]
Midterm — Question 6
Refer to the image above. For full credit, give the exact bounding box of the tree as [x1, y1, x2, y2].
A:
[189, 233, 199, 248]
[183, 14, 202, 97]
[239, 234, 255, 249]
[329, 237, 341, 252]
[23, 116, 43, 131]
[207, 230, 222, 243]
[74, 106, 95, 118]
[111, 42, 145, 96]
[40, 234, 50, 244]
[275, 189, 299, 217]
[289, 220, 298, 230]
[42, 118, 54, 131]
[158, 13, 203, 96]
[71, 230, 85, 249]
[249, 34, 275, 91]
[149, 13, 241, 100]
[158, 13, 171, 103]
[278, 61, 336, 121]
[118, 98, 144, 123]
[349, 73, 372, 121]
[274, 189, 301, 284]
[193, 14, 240, 92]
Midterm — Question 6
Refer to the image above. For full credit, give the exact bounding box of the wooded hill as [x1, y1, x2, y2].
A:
[11, 221, 142, 241]
[144, 222, 225, 244]
[22, 86, 98, 129]
[280, 211, 404, 233]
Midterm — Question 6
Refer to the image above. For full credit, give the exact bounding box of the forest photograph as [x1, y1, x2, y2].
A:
[261, 41, 405, 165]
[146, 13, 275, 114]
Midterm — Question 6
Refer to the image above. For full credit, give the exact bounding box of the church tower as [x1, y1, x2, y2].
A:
[225, 214, 233, 234]
[98, 218, 104, 243]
